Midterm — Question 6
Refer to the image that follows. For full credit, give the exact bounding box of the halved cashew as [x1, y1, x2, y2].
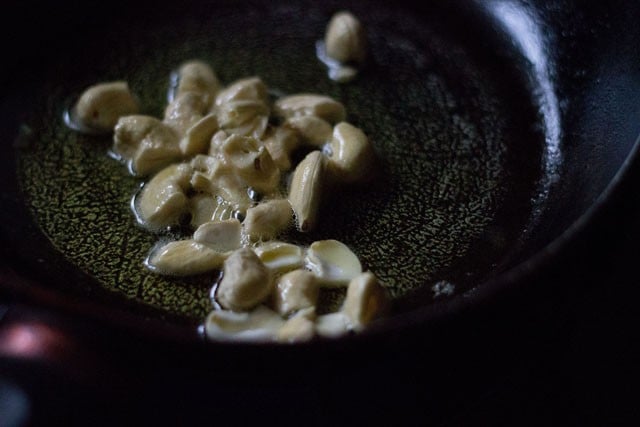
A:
[262, 126, 300, 171]
[342, 271, 389, 330]
[315, 312, 350, 338]
[288, 151, 326, 232]
[113, 115, 182, 176]
[276, 307, 317, 343]
[217, 100, 269, 134]
[113, 115, 159, 159]
[132, 133, 183, 177]
[243, 199, 293, 241]
[193, 219, 242, 252]
[325, 11, 367, 64]
[190, 154, 250, 210]
[73, 81, 139, 132]
[147, 239, 227, 276]
[163, 91, 209, 135]
[254, 241, 304, 273]
[180, 113, 218, 156]
[306, 239, 362, 286]
[327, 122, 375, 183]
[283, 116, 332, 147]
[188, 193, 218, 228]
[205, 305, 284, 342]
[135, 163, 193, 230]
[174, 60, 219, 106]
[215, 76, 268, 106]
[215, 77, 270, 139]
[216, 247, 274, 311]
[225, 115, 269, 140]
[272, 270, 319, 317]
[219, 181, 253, 214]
[274, 94, 346, 124]
[190, 154, 225, 193]
[190, 193, 237, 225]
[221, 134, 280, 194]
[208, 129, 229, 158]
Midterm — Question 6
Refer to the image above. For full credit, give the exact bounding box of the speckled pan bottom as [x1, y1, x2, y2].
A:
[16, 2, 544, 321]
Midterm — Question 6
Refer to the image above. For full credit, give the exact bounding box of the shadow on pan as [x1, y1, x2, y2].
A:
[1, 0, 639, 344]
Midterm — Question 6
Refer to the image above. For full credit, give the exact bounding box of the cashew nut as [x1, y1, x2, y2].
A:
[243, 199, 293, 241]
[190, 154, 250, 211]
[274, 94, 346, 124]
[173, 60, 219, 106]
[73, 81, 139, 132]
[208, 129, 229, 158]
[180, 113, 218, 156]
[306, 239, 362, 286]
[113, 115, 182, 176]
[193, 219, 242, 252]
[134, 163, 193, 231]
[288, 150, 326, 232]
[272, 270, 319, 317]
[190, 193, 237, 225]
[220, 134, 280, 194]
[324, 11, 367, 64]
[188, 193, 218, 228]
[342, 271, 389, 330]
[326, 122, 375, 183]
[205, 306, 284, 342]
[163, 91, 208, 135]
[283, 115, 333, 147]
[262, 126, 300, 171]
[276, 307, 317, 343]
[217, 100, 269, 136]
[253, 241, 304, 273]
[147, 239, 227, 276]
[315, 312, 350, 338]
[216, 247, 274, 311]
[215, 77, 269, 139]
[215, 76, 268, 106]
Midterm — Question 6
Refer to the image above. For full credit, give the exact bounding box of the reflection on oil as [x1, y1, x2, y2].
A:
[486, 0, 562, 218]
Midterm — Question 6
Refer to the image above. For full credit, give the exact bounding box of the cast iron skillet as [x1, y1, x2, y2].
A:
[1, 0, 640, 350]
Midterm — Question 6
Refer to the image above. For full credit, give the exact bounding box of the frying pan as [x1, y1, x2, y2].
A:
[1, 0, 639, 362]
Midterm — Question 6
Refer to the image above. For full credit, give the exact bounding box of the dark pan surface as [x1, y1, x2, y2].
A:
[2, 0, 639, 341]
